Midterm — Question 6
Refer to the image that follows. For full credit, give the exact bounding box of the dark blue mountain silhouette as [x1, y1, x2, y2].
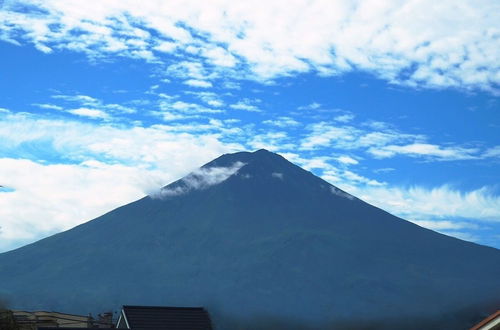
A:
[0, 150, 499, 329]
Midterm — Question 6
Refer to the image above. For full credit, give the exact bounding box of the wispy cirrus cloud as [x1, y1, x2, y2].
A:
[411, 220, 480, 231]
[299, 121, 497, 162]
[346, 184, 500, 223]
[185, 91, 225, 107]
[33, 103, 63, 111]
[44, 93, 137, 120]
[334, 114, 355, 123]
[263, 116, 300, 128]
[67, 107, 109, 120]
[153, 99, 223, 121]
[229, 99, 262, 112]
[368, 143, 479, 160]
[2, 0, 498, 91]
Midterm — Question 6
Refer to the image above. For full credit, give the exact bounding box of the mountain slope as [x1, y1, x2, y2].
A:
[0, 149, 499, 329]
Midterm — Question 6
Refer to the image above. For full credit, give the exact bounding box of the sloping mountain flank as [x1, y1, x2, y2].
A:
[0, 149, 499, 329]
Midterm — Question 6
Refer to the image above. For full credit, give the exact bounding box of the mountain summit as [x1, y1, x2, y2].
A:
[0, 150, 499, 329]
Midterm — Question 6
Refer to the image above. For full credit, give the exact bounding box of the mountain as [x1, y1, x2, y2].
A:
[0, 149, 499, 329]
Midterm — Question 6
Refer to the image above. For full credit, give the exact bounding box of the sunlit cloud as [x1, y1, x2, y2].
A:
[1, 0, 498, 91]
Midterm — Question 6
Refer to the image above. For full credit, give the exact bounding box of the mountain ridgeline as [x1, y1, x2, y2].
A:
[0, 150, 499, 329]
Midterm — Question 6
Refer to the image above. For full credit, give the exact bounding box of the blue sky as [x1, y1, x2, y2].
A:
[0, 0, 499, 252]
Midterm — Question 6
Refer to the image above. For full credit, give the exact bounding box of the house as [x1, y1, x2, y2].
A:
[471, 310, 500, 330]
[9, 310, 113, 329]
[116, 305, 212, 330]
[12, 310, 93, 329]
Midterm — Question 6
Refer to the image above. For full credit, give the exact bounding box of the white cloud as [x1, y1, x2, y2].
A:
[439, 231, 480, 243]
[155, 161, 245, 197]
[373, 167, 395, 174]
[342, 170, 385, 186]
[2, 0, 498, 91]
[152, 98, 224, 121]
[167, 61, 212, 81]
[68, 107, 109, 119]
[336, 155, 358, 165]
[52, 93, 136, 114]
[334, 114, 355, 123]
[300, 121, 487, 162]
[162, 100, 223, 116]
[368, 143, 479, 160]
[248, 131, 293, 151]
[184, 79, 213, 88]
[33, 103, 63, 110]
[278, 152, 331, 170]
[263, 116, 300, 128]
[298, 102, 321, 110]
[342, 184, 500, 222]
[0, 158, 162, 252]
[483, 146, 500, 158]
[186, 91, 225, 107]
[411, 220, 479, 231]
[154, 40, 177, 53]
[203, 46, 237, 67]
[229, 101, 261, 112]
[53, 94, 99, 104]
[300, 123, 359, 150]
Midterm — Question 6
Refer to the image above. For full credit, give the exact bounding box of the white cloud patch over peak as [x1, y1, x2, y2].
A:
[154, 161, 245, 198]
[1, 0, 499, 91]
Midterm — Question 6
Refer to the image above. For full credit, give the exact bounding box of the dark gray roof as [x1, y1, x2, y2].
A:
[122, 305, 212, 330]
